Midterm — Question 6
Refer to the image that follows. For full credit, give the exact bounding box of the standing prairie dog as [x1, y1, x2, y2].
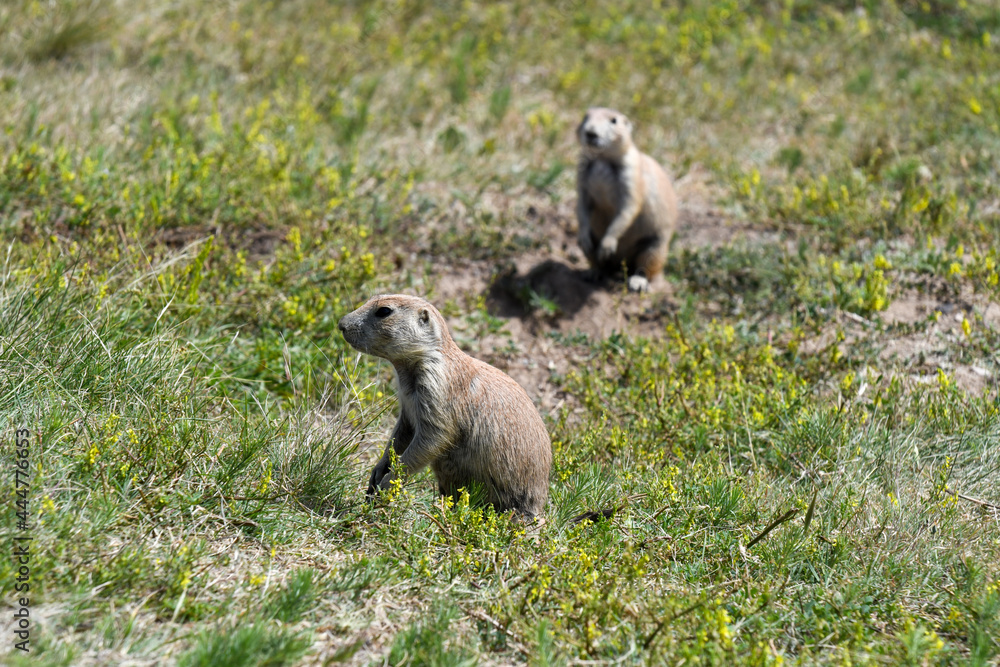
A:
[576, 107, 678, 292]
[338, 294, 552, 517]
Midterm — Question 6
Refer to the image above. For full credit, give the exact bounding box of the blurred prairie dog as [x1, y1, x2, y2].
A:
[338, 294, 552, 517]
[576, 107, 678, 292]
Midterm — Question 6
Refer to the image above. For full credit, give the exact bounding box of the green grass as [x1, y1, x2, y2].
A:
[179, 622, 311, 667]
[1, 0, 999, 664]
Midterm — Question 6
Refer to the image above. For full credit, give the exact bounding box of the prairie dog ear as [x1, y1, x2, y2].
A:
[418, 308, 430, 325]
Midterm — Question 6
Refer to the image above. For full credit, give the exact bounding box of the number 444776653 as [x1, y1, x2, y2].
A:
[15, 428, 30, 530]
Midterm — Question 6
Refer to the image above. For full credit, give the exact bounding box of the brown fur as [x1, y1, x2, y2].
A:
[338, 295, 552, 516]
[576, 107, 678, 292]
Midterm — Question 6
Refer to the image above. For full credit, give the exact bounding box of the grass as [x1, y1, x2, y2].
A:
[1, 0, 999, 664]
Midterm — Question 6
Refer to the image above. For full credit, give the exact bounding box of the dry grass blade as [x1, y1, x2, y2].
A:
[802, 487, 819, 534]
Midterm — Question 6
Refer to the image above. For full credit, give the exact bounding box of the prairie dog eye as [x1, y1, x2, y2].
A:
[611, 117, 618, 124]
[374, 306, 393, 318]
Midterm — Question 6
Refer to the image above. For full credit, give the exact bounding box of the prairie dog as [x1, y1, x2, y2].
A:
[576, 107, 678, 292]
[338, 294, 552, 517]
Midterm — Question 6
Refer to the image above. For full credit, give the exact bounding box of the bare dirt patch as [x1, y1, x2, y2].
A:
[672, 165, 780, 250]
[880, 289, 998, 395]
[420, 168, 752, 415]
[796, 286, 998, 396]
[884, 285, 1000, 329]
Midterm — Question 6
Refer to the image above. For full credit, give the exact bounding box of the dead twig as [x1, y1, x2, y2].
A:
[746, 508, 800, 549]
[570, 494, 647, 524]
[418, 510, 455, 540]
[945, 488, 1000, 511]
[570, 506, 622, 524]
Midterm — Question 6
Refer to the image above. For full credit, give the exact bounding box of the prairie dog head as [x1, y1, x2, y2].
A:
[577, 107, 634, 159]
[338, 294, 448, 363]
